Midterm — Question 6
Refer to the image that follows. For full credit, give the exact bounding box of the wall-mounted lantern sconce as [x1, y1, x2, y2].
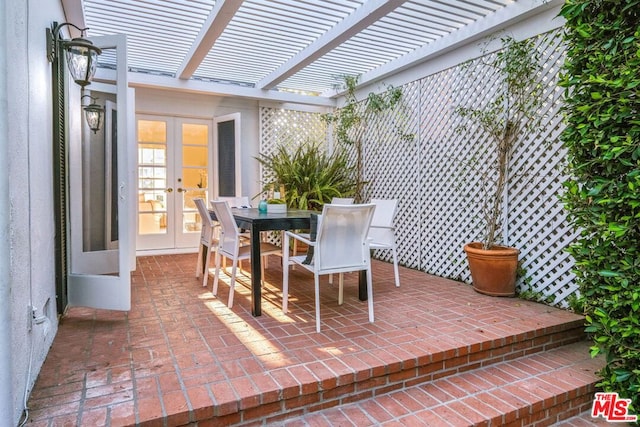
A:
[81, 95, 104, 134]
[46, 22, 102, 87]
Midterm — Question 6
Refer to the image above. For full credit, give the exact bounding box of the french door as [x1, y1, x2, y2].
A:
[67, 34, 133, 311]
[136, 116, 211, 251]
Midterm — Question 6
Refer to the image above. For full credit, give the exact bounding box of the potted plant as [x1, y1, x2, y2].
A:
[456, 36, 543, 296]
[256, 140, 357, 211]
[266, 195, 287, 213]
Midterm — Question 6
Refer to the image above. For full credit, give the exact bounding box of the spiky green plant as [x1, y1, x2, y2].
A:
[257, 141, 357, 211]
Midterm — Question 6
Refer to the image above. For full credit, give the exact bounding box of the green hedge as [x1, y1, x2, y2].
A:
[559, 0, 640, 413]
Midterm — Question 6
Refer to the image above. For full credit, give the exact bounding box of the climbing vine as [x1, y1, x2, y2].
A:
[323, 75, 414, 201]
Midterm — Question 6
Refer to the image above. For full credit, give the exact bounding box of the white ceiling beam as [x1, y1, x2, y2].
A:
[324, 0, 564, 98]
[256, 0, 409, 90]
[106, 70, 336, 107]
[176, 0, 243, 79]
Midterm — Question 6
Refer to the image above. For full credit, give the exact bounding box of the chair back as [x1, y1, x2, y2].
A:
[331, 197, 354, 205]
[210, 201, 242, 255]
[369, 199, 398, 245]
[194, 198, 214, 245]
[314, 204, 375, 272]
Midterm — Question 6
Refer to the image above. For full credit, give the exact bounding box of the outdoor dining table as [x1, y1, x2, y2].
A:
[209, 207, 368, 316]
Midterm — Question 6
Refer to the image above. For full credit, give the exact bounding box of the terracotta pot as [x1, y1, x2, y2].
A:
[463, 242, 519, 297]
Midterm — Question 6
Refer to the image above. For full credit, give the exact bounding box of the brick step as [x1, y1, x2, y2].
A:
[190, 319, 587, 426]
[269, 341, 603, 426]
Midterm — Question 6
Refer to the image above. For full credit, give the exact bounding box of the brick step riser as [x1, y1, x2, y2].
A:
[274, 341, 600, 427]
[177, 324, 586, 426]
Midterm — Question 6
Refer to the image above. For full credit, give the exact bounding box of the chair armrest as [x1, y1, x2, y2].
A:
[285, 230, 316, 247]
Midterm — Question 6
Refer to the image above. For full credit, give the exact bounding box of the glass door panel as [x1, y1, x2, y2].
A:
[136, 118, 174, 250]
[176, 121, 209, 247]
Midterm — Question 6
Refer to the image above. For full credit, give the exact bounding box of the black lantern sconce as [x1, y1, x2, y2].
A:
[81, 95, 104, 134]
[46, 22, 102, 87]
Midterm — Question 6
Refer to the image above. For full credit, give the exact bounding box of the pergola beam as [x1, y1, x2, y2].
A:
[324, 0, 564, 98]
[256, 0, 409, 90]
[176, 0, 243, 80]
[99, 69, 336, 107]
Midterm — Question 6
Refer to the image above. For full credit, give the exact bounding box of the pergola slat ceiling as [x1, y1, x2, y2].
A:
[81, 0, 542, 99]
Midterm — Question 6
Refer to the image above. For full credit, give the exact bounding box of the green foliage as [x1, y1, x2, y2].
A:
[323, 75, 414, 201]
[256, 141, 357, 211]
[566, 293, 586, 315]
[455, 36, 544, 249]
[517, 287, 555, 305]
[267, 198, 285, 204]
[559, 0, 640, 412]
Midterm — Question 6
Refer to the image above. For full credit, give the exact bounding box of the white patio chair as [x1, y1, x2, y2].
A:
[209, 200, 281, 308]
[213, 197, 279, 268]
[330, 197, 355, 205]
[216, 196, 251, 237]
[282, 203, 376, 333]
[369, 199, 400, 288]
[194, 198, 218, 287]
[292, 197, 354, 275]
[327, 197, 354, 284]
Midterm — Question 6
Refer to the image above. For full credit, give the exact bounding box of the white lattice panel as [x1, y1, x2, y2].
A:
[360, 81, 422, 270]
[418, 65, 490, 284]
[505, 30, 577, 305]
[259, 30, 578, 307]
[259, 107, 328, 188]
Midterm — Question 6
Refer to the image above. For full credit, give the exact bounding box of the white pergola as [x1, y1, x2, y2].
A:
[66, 0, 562, 106]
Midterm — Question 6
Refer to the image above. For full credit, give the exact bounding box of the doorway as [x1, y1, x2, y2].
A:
[136, 116, 212, 252]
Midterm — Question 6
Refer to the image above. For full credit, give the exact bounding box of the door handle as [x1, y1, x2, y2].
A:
[177, 188, 184, 193]
[166, 187, 173, 193]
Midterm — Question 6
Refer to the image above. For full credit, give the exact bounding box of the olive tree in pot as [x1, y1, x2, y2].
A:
[456, 36, 543, 297]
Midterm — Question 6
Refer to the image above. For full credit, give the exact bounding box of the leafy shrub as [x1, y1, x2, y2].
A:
[559, 0, 640, 412]
[257, 141, 357, 211]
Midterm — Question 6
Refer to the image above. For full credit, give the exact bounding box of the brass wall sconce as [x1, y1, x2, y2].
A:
[46, 21, 102, 87]
[81, 94, 104, 134]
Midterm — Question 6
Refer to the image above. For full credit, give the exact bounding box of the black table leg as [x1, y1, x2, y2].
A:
[250, 226, 262, 316]
[359, 270, 368, 301]
[201, 244, 208, 276]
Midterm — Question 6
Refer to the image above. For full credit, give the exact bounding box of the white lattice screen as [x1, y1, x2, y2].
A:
[259, 30, 577, 307]
[259, 107, 328, 188]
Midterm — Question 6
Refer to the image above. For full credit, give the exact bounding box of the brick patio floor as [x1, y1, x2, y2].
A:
[24, 253, 598, 426]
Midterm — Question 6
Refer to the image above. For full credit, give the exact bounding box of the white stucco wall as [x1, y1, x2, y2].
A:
[135, 88, 263, 201]
[0, 0, 12, 421]
[4, 0, 64, 424]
